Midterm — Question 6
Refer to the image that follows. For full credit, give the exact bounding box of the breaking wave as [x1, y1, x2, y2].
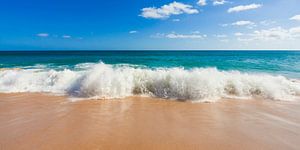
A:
[0, 63, 300, 102]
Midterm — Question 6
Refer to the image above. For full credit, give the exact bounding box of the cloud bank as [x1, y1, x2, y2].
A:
[237, 26, 300, 41]
[290, 15, 300, 21]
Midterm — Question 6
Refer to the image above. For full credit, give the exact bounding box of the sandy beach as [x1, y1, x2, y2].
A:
[1, 93, 300, 150]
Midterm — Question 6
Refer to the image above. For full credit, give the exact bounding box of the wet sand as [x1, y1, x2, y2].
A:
[1, 93, 300, 150]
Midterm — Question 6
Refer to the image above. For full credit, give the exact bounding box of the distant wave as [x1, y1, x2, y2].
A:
[0, 62, 300, 102]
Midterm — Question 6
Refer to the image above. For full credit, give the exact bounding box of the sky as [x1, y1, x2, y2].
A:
[0, 0, 300, 50]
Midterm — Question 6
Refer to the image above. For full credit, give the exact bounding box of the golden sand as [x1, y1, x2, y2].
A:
[1, 93, 300, 150]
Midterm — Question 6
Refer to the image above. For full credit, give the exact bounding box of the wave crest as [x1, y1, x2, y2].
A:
[0, 63, 299, 102]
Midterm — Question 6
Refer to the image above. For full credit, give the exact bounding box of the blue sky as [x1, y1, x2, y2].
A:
[0, 0, 300, 50]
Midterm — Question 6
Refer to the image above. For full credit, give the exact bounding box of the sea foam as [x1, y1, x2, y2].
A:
[0, 63, 299, 102]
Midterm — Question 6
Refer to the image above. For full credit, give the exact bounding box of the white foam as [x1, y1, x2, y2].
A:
[0, 63, 299, 102]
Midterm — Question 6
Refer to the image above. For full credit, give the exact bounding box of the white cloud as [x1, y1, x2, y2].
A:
[213, 0, 228, 6]
[129, 30, 138, 34]
[172, 19, 180, 22]
[166, 33, 206, 39]
[228, 4, 262, 13]
[260, 20, 276, 26]
[140, 2, 199, 19]
[62, 35, 71, 39]
[151, 32, 206, 39]
[290, 27, 300, 37]
[220, 23, 229, 27]
[234, 32, 243, 36]
[232, 20, 255, 26]
[214, 34, 228, 42]
[192, 31, 201, 34]
[220, 39, 229, 42]
[197, 0, 207, 6]
[37, 33, 49, 37]
[214, 34, 227, 38]
[237, 26, 300, 41]
[290, 15, 300, 21]
[222, 21, 256, 29]
[251, 27, 290, 40]
[290, 27, 300, 33]
[150, 33, 165, 38]
[237, 38, 252, 42]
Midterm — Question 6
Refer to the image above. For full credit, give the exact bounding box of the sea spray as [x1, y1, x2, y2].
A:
[0, 62, 299, 102]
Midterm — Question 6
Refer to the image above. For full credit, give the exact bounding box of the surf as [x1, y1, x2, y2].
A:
[0, 62, 299, 102]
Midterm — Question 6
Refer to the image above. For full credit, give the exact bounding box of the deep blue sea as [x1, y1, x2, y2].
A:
[0, 51, 300, 101]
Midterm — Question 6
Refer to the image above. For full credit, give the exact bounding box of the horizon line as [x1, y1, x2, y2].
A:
[1, 49, 300, 51]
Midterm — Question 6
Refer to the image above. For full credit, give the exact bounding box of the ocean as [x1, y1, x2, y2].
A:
[0, 51, 300, 101]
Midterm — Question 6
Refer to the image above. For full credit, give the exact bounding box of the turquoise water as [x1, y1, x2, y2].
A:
[0, 51, 299, 78]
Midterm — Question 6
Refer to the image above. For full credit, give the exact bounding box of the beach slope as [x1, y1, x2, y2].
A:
[1, 93, 300, 150]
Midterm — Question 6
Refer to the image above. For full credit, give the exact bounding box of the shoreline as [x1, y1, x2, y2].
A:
[1, 93, 300, 150]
